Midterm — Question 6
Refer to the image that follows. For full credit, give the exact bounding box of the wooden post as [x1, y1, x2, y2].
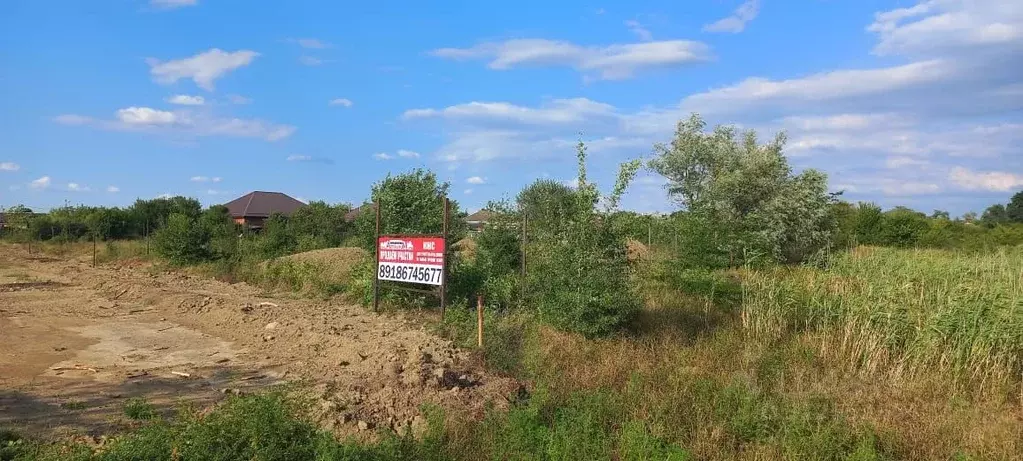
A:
[440, 197, 449, 320]
[520, 213, 527, 307]
[477, 295, 484, 348]
[145, 221, 150, 256]
[92, 233, 97, 267]
[372, 200, 381, 312]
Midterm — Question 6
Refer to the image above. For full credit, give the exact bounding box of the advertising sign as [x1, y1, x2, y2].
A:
[376, 237, 445, 286]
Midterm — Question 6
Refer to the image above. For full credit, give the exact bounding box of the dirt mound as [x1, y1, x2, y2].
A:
[0, 243, 517, 440]
[272, 247, 369, 282]
[626, 239, 649, 263]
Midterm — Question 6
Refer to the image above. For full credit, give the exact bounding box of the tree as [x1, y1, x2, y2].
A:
[354, 169, 466, 251]
[516, 179, 577, 239]
[255, 213, 297, 259]
[981, 204, 1009, 227]
[1007, 190, 1023, 223]
[931, 210, 950, 220]
[199, 205, 239, 260]
[153, 213, 211, 264]
[290, 201, 351, 250]
[526, 141, 642, 337]
[648, 113, 836, 265]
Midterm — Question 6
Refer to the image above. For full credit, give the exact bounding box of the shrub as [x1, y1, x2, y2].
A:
[649, 113, 837, 265]
[525, 141, 642, 338]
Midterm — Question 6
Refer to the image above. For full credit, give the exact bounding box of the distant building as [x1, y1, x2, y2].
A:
[466, 209, 493, 232]
[223, 191, 306, 229]
[344, 203, 375, 223]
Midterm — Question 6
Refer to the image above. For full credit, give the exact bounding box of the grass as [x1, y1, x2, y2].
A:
[432, 246, 1021, 459]
[5, 245, 1019, 460]
[122, 398, 157, 421]
[740, 246, 1023, 396]
[4, 393, 451, 461]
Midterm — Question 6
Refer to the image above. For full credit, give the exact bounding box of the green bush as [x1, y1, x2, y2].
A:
[523, 142, 642, 338]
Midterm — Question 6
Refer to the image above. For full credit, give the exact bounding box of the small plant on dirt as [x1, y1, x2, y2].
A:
[59, 400, 87, 411]
[123, 397, 157, 420]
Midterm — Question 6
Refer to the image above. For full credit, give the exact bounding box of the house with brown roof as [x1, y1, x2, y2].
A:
[223, 191, 306, 229]
[466, 209, 493, 232]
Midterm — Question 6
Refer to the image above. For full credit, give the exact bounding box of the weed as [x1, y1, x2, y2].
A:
[122, 398, 157, 420]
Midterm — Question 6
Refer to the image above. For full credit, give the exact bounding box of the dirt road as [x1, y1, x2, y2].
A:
[0, 244, 516, 440]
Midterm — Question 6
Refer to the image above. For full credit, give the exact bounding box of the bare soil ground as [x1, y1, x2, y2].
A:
[0, 244, 518, 441]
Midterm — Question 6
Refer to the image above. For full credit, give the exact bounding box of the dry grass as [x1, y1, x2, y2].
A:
[511, 246, 1023, 459]
[274, 247, 369, 283]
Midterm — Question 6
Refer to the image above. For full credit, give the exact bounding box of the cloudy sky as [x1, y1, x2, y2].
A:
[1, 0, 1020, 215]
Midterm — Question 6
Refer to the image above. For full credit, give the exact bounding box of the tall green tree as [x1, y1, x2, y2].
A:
[648, 113, 835, 265]
[981, 204, 1009, 226]
[290, 201, 352, 250]
[526, 141, 642, 338]
[1007, 190, 1023, 223]
[354, 169, 466, 251]
[516, 179, 578, 239]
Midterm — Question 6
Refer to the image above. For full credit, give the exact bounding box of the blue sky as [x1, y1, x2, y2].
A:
[1, 0, 1020, 216]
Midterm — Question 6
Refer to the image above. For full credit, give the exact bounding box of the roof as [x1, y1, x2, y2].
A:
[344, 203, 375, 222]
[223, 191, 306, 218]
[466, 209, 494, 222]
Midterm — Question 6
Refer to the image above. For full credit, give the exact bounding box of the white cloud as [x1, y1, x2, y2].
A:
[949, 167, 1023, 191]
[882, 181, 941, 196]
[373, 152, 394, 160]
[406, 1, 1022, 214]
[30, 176, 51, 190]
[205, 189, 230, 195]
[299, 56, 325, 66]
[868, 0, 1023, 57]
[190, 176, 222, 183]
[287, 38, 331, 49]
[431, 38, 710, 80]
[56, 107, 294, 142]
[117, 107, 179, 125]
[466, 176, 486, 185]
[703, 0, 760, 33]
[147, 48, 259, 91]
[463, 189, 473, 195]
[397, 149, 420, 158]
[151, 0, 196, 9]
[67, 182, 90, 192]
[680, 60, 955, 115]
[287, 154, 312, 161]
[0, 162, 19, 171]
[167, 94, 205, 106]
[404, 98, 616, 125]
[885, 156, 930, 168]
[227, 94, 252, 105]
[53, 114, 92, 125]
[156, 193, 174, 199]
[625, 20, 653, 41]
[329, 98, 353, 107]
[106, 186, 120, 193]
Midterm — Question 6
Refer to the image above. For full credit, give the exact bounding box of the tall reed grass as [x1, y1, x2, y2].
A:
[741, 246, 1023, 394]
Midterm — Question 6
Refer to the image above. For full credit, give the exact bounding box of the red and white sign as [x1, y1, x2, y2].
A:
[376, 237, 445, 285]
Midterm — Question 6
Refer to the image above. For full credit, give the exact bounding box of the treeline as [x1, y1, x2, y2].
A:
[4, 114, 1022, 339]
[2, 197, 205, 241]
